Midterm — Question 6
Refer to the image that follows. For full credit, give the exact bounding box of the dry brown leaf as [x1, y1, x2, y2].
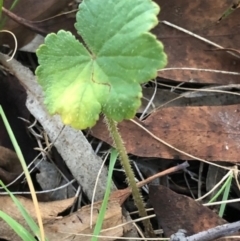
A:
[149, 185, 227, 236]
[154, 0, 240, 84]
[44, 199, 131, 241]
[1, 0, 73, 48]
[149, 185, 239, 241]
[0, 194, 131, 241]
[0, 195, 75, 241]
[91, 105, 240, 162]
[0, 146, 22, 185]
[44, 165, 188, 241]
[210, 48, 240, 56]
[1, 169, 189, 241]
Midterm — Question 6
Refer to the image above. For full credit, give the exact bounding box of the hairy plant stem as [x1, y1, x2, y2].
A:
[105, 116, 155, 237]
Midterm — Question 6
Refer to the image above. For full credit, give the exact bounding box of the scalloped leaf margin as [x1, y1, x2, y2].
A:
[36, 0, 167, 129]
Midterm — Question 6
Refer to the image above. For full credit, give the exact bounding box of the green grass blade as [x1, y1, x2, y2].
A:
[209, 172, 232, 203]
[0, 210, 36, 241]
[0, 0, 20, 29]
[0, 0, 3, 19]
[0, 106, 46, 240]
[91, 148, 118, 241]
[0, 106, 26, 170]
[9, 0, 20, 11]
[218, 1, 240, 22]
[0, 181, 41, 237]
[219, 173, 233, 217]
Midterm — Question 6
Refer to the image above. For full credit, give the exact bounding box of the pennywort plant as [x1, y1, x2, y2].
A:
[36, 0, 167, 236]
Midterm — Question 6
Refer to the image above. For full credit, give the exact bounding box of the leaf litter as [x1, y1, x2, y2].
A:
[1, 0, 240, 240]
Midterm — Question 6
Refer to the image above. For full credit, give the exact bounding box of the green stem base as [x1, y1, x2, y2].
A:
[105, 116, 155, 237]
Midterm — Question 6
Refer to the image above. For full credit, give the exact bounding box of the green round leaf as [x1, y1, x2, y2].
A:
[36, 0, 167, 129]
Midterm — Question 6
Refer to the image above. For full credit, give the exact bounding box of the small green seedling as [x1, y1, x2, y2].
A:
[36, 0, 167, 237]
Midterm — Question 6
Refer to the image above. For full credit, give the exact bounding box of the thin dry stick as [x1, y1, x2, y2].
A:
[112, 161, 189, 207]
[196, 170, 232, 201]
[60, 231, 167, 241]
[157, 83, 240, 108]
[144, 81, 240, 119]
[159, 67, 240, 76]
[0, 30, 17, 61]
[178, 220, 240, 241]
[0, 179, 76, 195]
[232, 165, 240, 191]
[90, 151, 109, 228]
[140, 79, 157, 120]
[158, 82, 240, 97]
[204, 198, 240, 206]
[132, 222, 148, 241]
[136, 161, 189, 188]
[2, 7, 46, 35]
[161, 20, 240, 59]
[104, 163, 188, 237]
[102, 214, 156, 233]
